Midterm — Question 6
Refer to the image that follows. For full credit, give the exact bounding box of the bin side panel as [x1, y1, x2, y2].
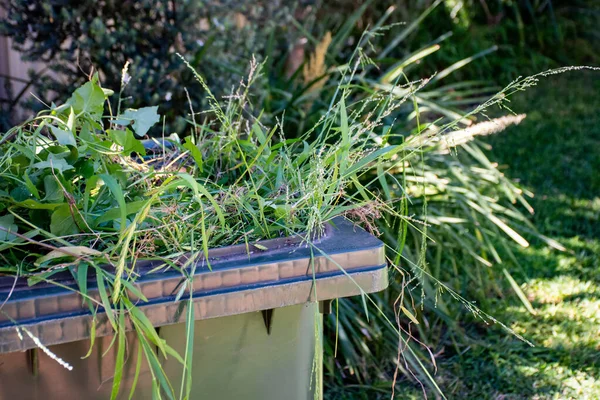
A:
[0, 332, 152, 399]
[0, 304, 325, 399]
[150, 303, 323, 400]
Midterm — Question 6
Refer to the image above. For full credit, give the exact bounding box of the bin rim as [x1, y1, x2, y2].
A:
[0, 217, 388, 353]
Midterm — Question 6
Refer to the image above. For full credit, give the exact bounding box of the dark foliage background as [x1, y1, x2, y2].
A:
[1, 0, 598, 133]
[0, 0, 308, 132]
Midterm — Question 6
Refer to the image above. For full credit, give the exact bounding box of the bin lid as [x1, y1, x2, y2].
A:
[0, 218, 387, 353]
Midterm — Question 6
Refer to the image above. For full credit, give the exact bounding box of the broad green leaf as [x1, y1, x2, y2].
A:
[0, 214, 18, 241]
[50, 125, 76, 147]
[32, 156, 74, 172]
[8, 185, 32, 202]
[23, 173, 41, 200]
[107, 129, 146, 156]
[50, 204, 81, 236]
[43, 175, 65, 202]
[68, 78, 106, 117]
[119, 106, 160, 137]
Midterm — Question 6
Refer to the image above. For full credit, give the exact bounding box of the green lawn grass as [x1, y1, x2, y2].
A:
[435, 71, 600, 399]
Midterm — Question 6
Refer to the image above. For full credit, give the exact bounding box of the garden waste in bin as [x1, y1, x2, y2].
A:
[0, 218, 388, 399]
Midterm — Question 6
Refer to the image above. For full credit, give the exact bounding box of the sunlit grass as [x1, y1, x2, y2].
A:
[430, 71, 600, 399]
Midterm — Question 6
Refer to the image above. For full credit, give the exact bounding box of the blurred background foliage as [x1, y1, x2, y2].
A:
[1, 0, 598, 398]
[1, 0, 598, 133]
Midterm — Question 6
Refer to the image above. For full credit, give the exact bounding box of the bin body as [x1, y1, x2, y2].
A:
[0, 304, 321, 400]
[0, 219, 387, 399]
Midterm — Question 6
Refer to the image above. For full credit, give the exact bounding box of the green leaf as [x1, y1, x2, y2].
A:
[167, 174, 226, 226]
[94, 200, 148, 226]
[82, 316, 96, 359]
[121, 280, 148, 303]
[118, 106, 160, 137]
[96, 269, 117, 331]
[107, 129, 146, 156]
[8, 185, 32, 202]
[128, 341, 143, 400]
[339, 97, 350, 174]
[0, 214, 18, 241]
[182, 139, 203, 171]
[432, 45, 498, 82]
[32, 156, 74, 172]
[343, 145, 403, 178]
[50, 125, 76, 147]
[13, 199, 63, 210]
[67, 78, 106, 117]
[125, 298, 168, 357]
[110, 311, 126, 400]
[76, 262, 89, 300]
[36, 246, 102, 265]
[23, 173, 41, 200]
[50, 204, 80, 236]
[99, 174, 127, 232]
[183, 298, 195, 399]
[43, 175, 65, 202]
[138, 334, 176, 400]
[381, 44, 441, 84]
[66, 107, 76, 131]
[503, 268, 537, 315]
[0, 229, 39, 251]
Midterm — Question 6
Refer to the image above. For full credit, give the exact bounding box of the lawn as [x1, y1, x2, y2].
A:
[434, 71, 600, 399]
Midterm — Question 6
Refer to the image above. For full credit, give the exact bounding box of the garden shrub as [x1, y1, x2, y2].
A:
[0, 0, 307, 132]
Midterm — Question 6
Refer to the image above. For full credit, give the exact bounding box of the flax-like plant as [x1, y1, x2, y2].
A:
[247, 4, 598, 393]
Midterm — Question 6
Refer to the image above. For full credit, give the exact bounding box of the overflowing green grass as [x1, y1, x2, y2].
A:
[431, 71, 600, 399]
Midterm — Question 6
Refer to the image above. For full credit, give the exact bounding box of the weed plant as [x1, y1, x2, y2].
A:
[0, 51, 432, 397]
